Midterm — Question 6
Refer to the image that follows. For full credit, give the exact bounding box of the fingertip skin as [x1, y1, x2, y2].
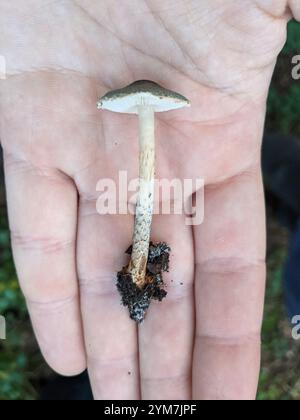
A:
[44, 355, 87, 378]
[289, 0, 300, 20]
[254, 0, 299, 19]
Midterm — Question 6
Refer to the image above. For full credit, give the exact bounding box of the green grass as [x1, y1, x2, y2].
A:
[266, 20, 300, 136]
[0, 211, 43, 400]
[258, 246, 300, 400]
[257, 20, 300, 400]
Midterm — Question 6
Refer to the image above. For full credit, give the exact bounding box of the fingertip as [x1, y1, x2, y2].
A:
[47, 357, 87, 378]
[27, 295, 87, 381]
[38, 333, 87, 377]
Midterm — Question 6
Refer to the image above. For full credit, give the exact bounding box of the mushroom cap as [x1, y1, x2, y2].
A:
[97, 80, 190, 114]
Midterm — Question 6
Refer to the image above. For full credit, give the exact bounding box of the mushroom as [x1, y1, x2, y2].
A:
[97, 80, 190, 322]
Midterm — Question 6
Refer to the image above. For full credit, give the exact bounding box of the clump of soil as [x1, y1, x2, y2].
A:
[117, 242, 170, 323]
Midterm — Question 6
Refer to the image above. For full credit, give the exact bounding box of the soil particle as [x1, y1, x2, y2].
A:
[117, 242, 170, 323]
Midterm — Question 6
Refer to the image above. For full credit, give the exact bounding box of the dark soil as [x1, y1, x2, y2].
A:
[116, 242, 170, 323]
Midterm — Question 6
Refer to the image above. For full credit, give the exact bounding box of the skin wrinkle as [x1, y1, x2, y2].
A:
[79, 282, 119, 301]
[72, 156, 104, 179]
[79, 193, 200, 218]
[4, 153, 78, 212]
[10, 233, 75, 254]
[26, 292, 78, 310]
[141, 372, 190, 382]
[2, 71, 102, 147]
[4, 66, 94, 80]
[8, 0, 70, 23]
[157, 105, 260, 170]
[146, 0, 223, 69]
[73, 0, 139, 89]
[158, 117, 195, 143]
[5, 153, 74, 185]
[206, 160, 263, 188]
[87, 352, 139, 370]
[78, 274, 116, 288]
[144, 0, 213, 85]
[73, 157, 104, 190]
[78, 268, 194, 304]
[145, 0, 278, 97]
[86, 347, 140, 367]
[254, 0, 290, 19]
[222, 0, 286, 48]
[244, 59, 278, 73]
[78, 194, 99, 204]
[195, 332, 262, 347]
[71, 0, 226, 93]
[195, 257, 266, 274]
[225, 39, 285, 63]
[184, 2, 222, 28]
[0, 1, 293, 90]
[167, 100, 253, 126]
[105, 3, 135, 82]
[79, 282, 194, 307]
[205, 162, 262, 189]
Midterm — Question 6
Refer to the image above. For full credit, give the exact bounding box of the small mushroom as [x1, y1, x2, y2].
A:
[97, 80, 190, 322]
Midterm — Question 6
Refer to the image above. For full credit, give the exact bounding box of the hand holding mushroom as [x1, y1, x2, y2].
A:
[1, 0, 295, 401]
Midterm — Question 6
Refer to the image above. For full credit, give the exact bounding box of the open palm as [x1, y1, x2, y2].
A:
[0, 0, 297, 400]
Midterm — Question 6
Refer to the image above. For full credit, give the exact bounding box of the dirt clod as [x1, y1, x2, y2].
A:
[117, 242, 170, 323]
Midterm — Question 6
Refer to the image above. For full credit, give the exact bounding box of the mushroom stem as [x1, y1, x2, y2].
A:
[128, 106, 155, 288]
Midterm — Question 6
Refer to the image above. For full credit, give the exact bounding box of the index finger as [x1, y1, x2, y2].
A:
[193, 167, 266, 400]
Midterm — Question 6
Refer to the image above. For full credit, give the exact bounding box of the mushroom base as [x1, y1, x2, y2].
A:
[117, 242, 170, 323]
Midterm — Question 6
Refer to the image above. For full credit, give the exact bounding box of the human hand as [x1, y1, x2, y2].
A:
[0, 0, 299, 400]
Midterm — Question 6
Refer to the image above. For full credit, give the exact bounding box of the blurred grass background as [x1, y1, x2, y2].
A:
[259, 19, 300, 400]
[0, 20, 300, 400]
